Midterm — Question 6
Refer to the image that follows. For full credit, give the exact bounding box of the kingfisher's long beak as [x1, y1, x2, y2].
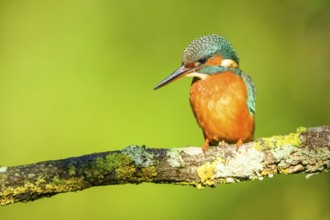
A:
[154, 65, 193, 90]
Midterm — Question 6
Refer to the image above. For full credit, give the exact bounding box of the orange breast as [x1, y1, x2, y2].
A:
[189, 71, 255, 144]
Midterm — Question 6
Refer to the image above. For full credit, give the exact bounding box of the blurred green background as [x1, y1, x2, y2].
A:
[1, 0, 329, 219]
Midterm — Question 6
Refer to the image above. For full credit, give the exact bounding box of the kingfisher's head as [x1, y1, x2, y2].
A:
[154, 34, 239, 90]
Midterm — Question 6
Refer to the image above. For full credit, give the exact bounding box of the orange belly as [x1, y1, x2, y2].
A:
[189, 71, 255, 145]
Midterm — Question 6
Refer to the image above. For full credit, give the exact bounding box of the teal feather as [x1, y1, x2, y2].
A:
[198, 65, 227, 74]
[241, 72, 256, 114]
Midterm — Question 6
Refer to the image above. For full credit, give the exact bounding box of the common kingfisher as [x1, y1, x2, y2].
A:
[154, 34, 256, 151]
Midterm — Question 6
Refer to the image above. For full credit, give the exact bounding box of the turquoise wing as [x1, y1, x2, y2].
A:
[241, 72, 256, 114]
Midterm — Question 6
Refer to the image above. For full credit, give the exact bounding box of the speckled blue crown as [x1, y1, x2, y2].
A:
[182, 34, 239, 66]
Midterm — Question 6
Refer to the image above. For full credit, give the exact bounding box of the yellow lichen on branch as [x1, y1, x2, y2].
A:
[0, 126, 329, 206]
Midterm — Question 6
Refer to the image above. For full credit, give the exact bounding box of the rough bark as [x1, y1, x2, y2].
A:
[0, 126, 329, 206]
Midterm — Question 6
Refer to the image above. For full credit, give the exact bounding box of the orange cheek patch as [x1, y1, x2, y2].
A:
[186, 63, 195, 68]
[205, 54, 223, 66]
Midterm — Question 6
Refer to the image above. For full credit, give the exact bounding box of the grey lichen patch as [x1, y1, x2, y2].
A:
[272, 144, 296, 164]
[225, 177, 235, 183]
[215, 147, 264, 180]
[305, 147, 330, 173]
[167, 149, 184, 168]
[0, 167, 7, 173]
[271, 144, 306, 174]
[122, 145, 156, 167]
[183, 147, 203, 156]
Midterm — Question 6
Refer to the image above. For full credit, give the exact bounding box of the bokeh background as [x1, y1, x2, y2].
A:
[0, 0, 329, 219]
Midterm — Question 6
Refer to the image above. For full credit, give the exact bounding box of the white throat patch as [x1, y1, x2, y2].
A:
[185, 72, 209, 80]
[221, 59, 238, 68]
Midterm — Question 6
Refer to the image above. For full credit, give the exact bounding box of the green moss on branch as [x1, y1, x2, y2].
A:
[0, 126, 329, 206]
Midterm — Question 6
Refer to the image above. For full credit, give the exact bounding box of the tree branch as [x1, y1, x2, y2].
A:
[0, 126, 329, 206]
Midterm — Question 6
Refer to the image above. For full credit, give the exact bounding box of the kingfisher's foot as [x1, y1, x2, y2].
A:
[202, 138, 210, 152]
[236, 139, 243, 147]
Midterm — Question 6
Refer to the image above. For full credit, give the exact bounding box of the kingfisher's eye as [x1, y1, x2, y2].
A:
[197, 58, 207, 65]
